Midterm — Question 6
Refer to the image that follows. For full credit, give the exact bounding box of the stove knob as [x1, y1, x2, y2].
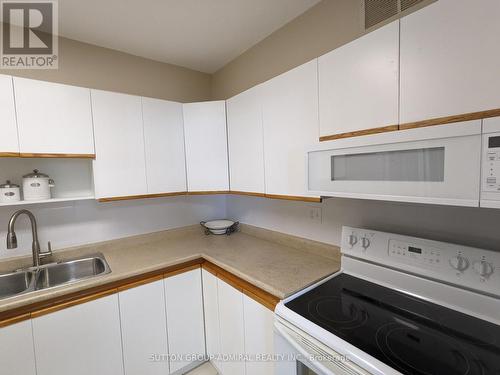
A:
[473, 261, 494, 278]
[449, 255, 469, 272]
[361, 237, 371, 250]
[348, 234, 358, 247]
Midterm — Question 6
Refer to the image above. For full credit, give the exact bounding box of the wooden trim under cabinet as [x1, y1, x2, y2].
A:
[0, 152, 20, 157]
[186, 191, 230, 195]
[319, 124, 399, 142]
[19, 153, 96, 159]
[319, 108, 500, 142]
[399, 108, 500, 130]
[98, 192, 187, 202]
[0, 258, 281, 327]
[229, 191, 267, 198]
[265, 193, 322, 203]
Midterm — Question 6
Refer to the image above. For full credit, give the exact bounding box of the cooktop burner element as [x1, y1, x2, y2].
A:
[308, 296, 369, 331]
[376, 323, 474, 375]
[285, 274, 500, 375]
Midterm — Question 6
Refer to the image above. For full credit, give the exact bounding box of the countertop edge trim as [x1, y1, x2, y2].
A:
[0, 257, 281, 326]
[202, 261, 280, 311]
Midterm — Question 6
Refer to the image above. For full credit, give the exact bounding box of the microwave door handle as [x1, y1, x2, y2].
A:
[274, 322, 338, 375]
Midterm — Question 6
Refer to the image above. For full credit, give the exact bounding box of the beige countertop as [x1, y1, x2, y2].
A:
[0, 224, 341, 314]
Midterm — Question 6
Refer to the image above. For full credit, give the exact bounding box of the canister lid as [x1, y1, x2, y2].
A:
[0, 180, 20, 188]
[23, 169, 49, 178]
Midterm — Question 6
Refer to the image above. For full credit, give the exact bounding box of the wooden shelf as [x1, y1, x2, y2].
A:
[0, 196, 94, 207]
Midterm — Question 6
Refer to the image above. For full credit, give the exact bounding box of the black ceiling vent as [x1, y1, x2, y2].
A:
[364, 0, 428, 29]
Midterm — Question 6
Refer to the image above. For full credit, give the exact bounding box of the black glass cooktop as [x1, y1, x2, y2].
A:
[285, 274, 500, 375]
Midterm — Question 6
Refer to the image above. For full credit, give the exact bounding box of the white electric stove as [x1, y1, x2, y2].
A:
[274, 226, 500, 375]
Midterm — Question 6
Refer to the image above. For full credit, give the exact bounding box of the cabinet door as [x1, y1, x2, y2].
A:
[13, 77, 94, 155]
[0, 74, 18, 154]
[400, 0, 500, 123]
[183, 101, 229, 191]
[218, 279, 246, 375]
[119, 280, 169, 375]
[319, 21, 399, 137]
[262, 60, 319, 198]
[32, 294, 124, 375]
[243, 295, 274, 375]
[227, 86, 265, 194]
[142, 97, 187, 194]
[0, 320, 37, 375]
[91, 90, 147, 198]
[164, 268, 206, 373]
[202, 269, 222, 372]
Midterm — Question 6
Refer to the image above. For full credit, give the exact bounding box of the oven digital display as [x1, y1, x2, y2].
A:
[488, 136, 500, 148]
[408, 246, 422, 254]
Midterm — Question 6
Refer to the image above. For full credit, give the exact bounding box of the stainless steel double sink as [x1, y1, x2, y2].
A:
[0, 253, 111, 300]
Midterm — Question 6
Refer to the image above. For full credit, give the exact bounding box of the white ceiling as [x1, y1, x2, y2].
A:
[58, 0, 321, 73]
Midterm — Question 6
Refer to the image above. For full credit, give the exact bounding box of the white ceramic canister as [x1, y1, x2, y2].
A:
[0, 180, 21, 203]
[22, 169, 55, 201]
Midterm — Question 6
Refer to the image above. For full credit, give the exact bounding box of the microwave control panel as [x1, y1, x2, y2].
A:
[482, 132, 500, 193]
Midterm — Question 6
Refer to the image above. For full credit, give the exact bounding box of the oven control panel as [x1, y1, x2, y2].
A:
[388, 239, 442, 266]
[482, 132, 500, 193]
[342, 226, 500, 296]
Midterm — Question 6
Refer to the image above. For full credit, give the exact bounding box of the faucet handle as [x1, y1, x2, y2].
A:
[39, 241, 53, 259]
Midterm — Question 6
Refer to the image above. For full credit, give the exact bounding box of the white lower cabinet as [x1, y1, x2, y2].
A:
[164, 268, 206, 373]
[218, 278, 246, 375]
[119, 279, 169, 375]
[205, 274, 276, 375]
[32, 294, 124, 375]
[202, 269, 222, 372]
[2, 267, 274, 375]
[0, 320, 37, 375]
[243, 294, 275, 375]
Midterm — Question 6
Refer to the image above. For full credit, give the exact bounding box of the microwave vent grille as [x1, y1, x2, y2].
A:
[363, 0, 428, 29]
[401, 0, 425, 11]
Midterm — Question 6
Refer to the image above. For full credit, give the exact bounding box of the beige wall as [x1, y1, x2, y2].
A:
[211, 0, 363, 100]
[0, 35, 212, 103]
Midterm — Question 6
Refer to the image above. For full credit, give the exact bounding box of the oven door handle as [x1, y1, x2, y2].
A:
[275, 321, 347, 375]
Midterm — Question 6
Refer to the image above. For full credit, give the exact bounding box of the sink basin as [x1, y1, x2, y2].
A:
[0, 270, 36, 299]
[0, 253, 111, 300]
[36, 255, 111, 289]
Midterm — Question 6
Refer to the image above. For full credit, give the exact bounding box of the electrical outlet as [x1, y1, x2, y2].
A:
[308, 207, 322, 224]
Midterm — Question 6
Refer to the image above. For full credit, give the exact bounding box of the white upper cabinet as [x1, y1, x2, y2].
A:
[13, 77, 94, 155]
[164, 268, 206, 373]
[119, 280, 169, 375]
[91, 90, 147, 199]
[400, 0, 500, 123]
[262, 60, 319, 198]
[227, 85, 265, 193]
[142, 97, 187, 194]
[183, 101, 229, 192]
[0, 320, 37, 375]
[32, 294, 124, 375]
[319, 21, 399, 137]
[0, 75, 18, 154]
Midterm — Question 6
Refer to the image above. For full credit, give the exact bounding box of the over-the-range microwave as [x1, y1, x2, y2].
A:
[307, 117, 500, 207]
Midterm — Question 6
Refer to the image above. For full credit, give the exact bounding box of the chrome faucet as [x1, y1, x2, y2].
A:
[6, 209, 51, 268]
